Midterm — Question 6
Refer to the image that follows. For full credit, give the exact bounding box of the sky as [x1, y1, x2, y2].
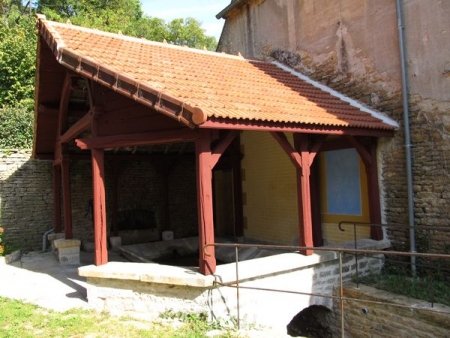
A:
[140, 0, 231, 40]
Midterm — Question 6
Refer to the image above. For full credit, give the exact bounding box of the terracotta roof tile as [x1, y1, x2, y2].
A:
[36, 17, 398, 131]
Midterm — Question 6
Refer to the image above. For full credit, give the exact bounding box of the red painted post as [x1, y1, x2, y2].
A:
[61, 158, 73, 239]
[52, 164, 62, 233]
[294, 134, 314, 255]
[92, 148, 108, 265]
[195, 132, 216, 275]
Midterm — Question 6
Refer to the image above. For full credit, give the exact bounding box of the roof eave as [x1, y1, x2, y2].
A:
[200, 118, 395, 138]
[35, 15, 208, 129]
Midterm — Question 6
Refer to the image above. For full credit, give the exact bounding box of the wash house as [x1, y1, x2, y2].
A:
[33, 16, 397, 275]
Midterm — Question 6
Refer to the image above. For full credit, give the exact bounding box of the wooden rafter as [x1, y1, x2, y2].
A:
[60, 109, 93, 143]
[75, 129, 200, 150]
[270, 132, 302, 169]
[210, 130, 239, 169]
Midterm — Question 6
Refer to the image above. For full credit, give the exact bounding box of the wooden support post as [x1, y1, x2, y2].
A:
[294, 134, 314, 255]
[61, 158, 73, 239]
[112, 159, 119, 237]
[195, 131, 216, 275]
[52, 164, 62, 233]
[92, 148, 108, 265]
[231, 137, 244, 238]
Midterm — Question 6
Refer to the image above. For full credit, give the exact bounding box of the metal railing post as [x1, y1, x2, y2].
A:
[235, 246, 240, 330]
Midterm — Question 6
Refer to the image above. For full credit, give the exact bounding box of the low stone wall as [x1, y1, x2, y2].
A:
[79, 249, 385, 335]
[337, 283, 450, 338]
[0, 150, 53, 250]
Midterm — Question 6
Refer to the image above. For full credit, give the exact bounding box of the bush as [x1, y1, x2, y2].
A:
[0, 107, 34, 149]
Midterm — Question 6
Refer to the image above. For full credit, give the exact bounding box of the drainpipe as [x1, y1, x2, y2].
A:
[395, 0, 416, 278]
[42, 228, 55, 252]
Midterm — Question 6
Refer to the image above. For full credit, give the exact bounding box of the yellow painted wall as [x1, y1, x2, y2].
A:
[240, 132, 372, 245]
[241, 131, 298, 244]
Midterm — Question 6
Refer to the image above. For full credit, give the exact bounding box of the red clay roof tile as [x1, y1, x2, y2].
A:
[36, 16, 397, 131]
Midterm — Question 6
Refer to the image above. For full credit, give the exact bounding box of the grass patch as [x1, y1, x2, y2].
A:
[357, 267, 450, 306]
[0, 297, 239, 337]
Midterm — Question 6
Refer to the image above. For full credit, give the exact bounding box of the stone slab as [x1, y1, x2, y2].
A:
[54, 239, 81, 249]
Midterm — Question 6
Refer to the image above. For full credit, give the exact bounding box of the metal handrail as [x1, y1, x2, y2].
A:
[203, 242, 450, 336]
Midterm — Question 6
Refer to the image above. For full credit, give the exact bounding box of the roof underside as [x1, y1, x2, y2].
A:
[33, 15, 397, 158]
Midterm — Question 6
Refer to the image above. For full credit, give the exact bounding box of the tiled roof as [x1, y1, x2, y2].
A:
[36, 15, 397, 132]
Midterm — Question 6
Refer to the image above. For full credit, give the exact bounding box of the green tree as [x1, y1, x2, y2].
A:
[166, 18, 216, 50]
[0, 1, 217, 149]
[0, 17, 36, 109]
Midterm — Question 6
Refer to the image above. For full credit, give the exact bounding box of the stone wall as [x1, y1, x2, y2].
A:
[218, 0, 450, 253]
[81, 251, 385, 335]
[0, 150, 53, 251]
[0, 149, 198, 251]
[336, 283, 450, 338]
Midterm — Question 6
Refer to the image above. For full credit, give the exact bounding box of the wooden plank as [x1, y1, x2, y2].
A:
[52, 165, 62, 233]
[195, 133, 216, 275]
[76, 129, 199, 150]
[92, 148, 108, 265]
[96, 108, 179, 136]
[61, 158, 73, 239]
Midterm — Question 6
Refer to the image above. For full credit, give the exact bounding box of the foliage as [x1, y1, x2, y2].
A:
[0, 11, 36, 109]
[0, 0, 216, 149]
[0, 107, 34, 148]
[357, 264, 450, 307]
[0, 298, 238, 337]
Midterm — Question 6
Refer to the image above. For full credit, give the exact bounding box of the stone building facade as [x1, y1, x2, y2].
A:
[217, 0, 450, 253]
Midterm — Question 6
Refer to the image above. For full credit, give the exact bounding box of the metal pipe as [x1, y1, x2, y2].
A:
[395, 0, 416, 278]
[42, 228, 55, 252]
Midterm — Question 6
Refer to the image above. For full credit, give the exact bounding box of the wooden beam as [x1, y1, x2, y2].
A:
[76, 129, 199, 150]
[61, 158, 73, 239]
[294, 134, 314, 255]
[60, 109, 92, 143]
[195, 132, 216, 275]
[92, 148, 108, 265]
[210, 130, 239, 169]
[57, 73, 72, 136]
[270, 132, 302, 169]
[366, 141, 383, 240]
[231, 137, 244, 238]
[52, 165, 62, 233]
[201, 118, 395, 138]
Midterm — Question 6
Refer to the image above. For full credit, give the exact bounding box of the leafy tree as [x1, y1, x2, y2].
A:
[0, 15, 36, 109]
[166, 18, 216, 50]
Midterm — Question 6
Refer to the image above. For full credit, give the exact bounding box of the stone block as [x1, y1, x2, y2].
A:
[48, 232, 65, 251]
[54, 239, 81, 265]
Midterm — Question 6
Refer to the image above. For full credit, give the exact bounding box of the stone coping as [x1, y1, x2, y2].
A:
[78, 239, 391, 288]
